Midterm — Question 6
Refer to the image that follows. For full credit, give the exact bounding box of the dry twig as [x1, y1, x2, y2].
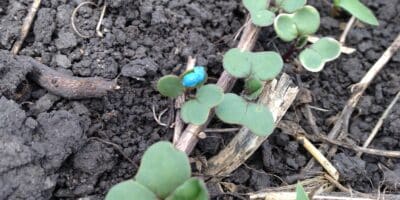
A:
[173, 56, 196, 144]
[11, 0, 41, 55]
[339, 16, 356, 44]
[357, 91, 400, 157]
[96, 3, 107, 37]
[326, 34, 400, 158]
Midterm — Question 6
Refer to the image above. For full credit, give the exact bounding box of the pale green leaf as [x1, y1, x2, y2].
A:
[157, 75, 185, 98]
[166, 178, 209, 200]
[251, 10, 275, 27]
[292, 6, 320, 35]
[274, 14, 298, 42]
[223, 48, 252, 78]
[105, 180, 157, 200]
[276, 0, 307, 13]
[243, 0, 269, 12]
[311, 37, 341, 61]
[196, 84, 224, 108]
[242, 103, 274, 136]
[299, 48, 324, 72]
[135, 142, 191, 199]
[335, 0, 378, 26]
[250, 51, 283, 81]
[215, 93, 247, 124]
[296, 183, 310, 200]
[181, 100, 210, 125]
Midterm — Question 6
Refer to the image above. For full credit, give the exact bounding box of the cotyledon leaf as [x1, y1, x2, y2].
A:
[181, 100, 210, 125]
[223, 48, 252, 78]
[105, 180, 157, 200]
[135, 142, 191, 199]
[196, 84, 224, 108]
[276, 0, 306, 13]
[334, 0, 378, 26]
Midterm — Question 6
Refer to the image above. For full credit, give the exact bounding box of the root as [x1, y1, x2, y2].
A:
[25, 56, 119, 99]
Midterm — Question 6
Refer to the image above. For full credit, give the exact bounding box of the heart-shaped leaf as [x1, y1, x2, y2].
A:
[251, 9, 275, 27]
[299, 48, 324, 72]
[242, 103, 274, 136]
[274, 14, 298, 42]
[181, 100, 210, 125]
[215, 93, 247, 124]
[292, 6, 320, 35]
[296, 183, 310, 200]
[223, 48, 252, 78]
[243, 0, 269, 12]
[157, 75, 185, 98]
[196, 84, 224, 108]
[276, 0, 306, 13]
[334, 0, 378, 26]
[310, 37, 341, 61]
[105, 180, 157, 200]
[135, 142, 191, 199]
[250, 51, 283, 81]
[166, 178, 209, 200]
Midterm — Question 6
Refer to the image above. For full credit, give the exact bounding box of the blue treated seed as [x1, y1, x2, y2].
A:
[182, 66, 206, 87]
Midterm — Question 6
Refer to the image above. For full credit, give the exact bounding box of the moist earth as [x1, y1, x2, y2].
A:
[0, 0, 399, 199]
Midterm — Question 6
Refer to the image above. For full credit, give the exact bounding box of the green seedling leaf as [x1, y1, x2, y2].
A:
[296, 183, 310, 200]
[334, 0, 378, 26]
[292, 6, 320, 35]
[105, 180, 157, 200]
[157, 75, 185, 98]
[299, 48, 324, 72]
[196, 84, 224, 108]
[166, 178, 209, 200]
[250, 51, 283, 81]
[274, 14, 298, 42]
[243, 0, 269, 12]
[223, 48, 251, 78]
[251, 9, 275, 27]
[181, 100, 210, 125]
[215, 93, 247, 124]
[135, 142, 191, 199]
[276, 0, 306, 13]
[310, 37, 341, 61]
[242, 103, 274, 136]
[245, 78, 264, 99]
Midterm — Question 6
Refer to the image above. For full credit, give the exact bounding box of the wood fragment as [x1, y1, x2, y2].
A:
[205, 74, 299, 176]
[279, 120, 400, 158]
[96, 3, 107, 37]
[25, 56, 119, 99]
[357, 91, 400, 157]
[249, 192, 400, 200]
[297, 135, 339, 180]
[11, 0, 41, 55]
[174, 17, 260, 153]
[173, 56, 196, 144]
[339, 16, 356, 44]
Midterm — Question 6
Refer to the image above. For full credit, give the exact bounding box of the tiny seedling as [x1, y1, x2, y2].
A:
[105, 142, 208, 200]
[295, 183, 310, 200]
[299, 37, 341, 72]
[215, 93, 274, 136]
[274, 5, 320, 42]
[333, 0, 378, 26]
[243, 0, 275, 27]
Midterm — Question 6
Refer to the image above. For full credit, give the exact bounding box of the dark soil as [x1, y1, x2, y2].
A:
[0, 0, 399, 200]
